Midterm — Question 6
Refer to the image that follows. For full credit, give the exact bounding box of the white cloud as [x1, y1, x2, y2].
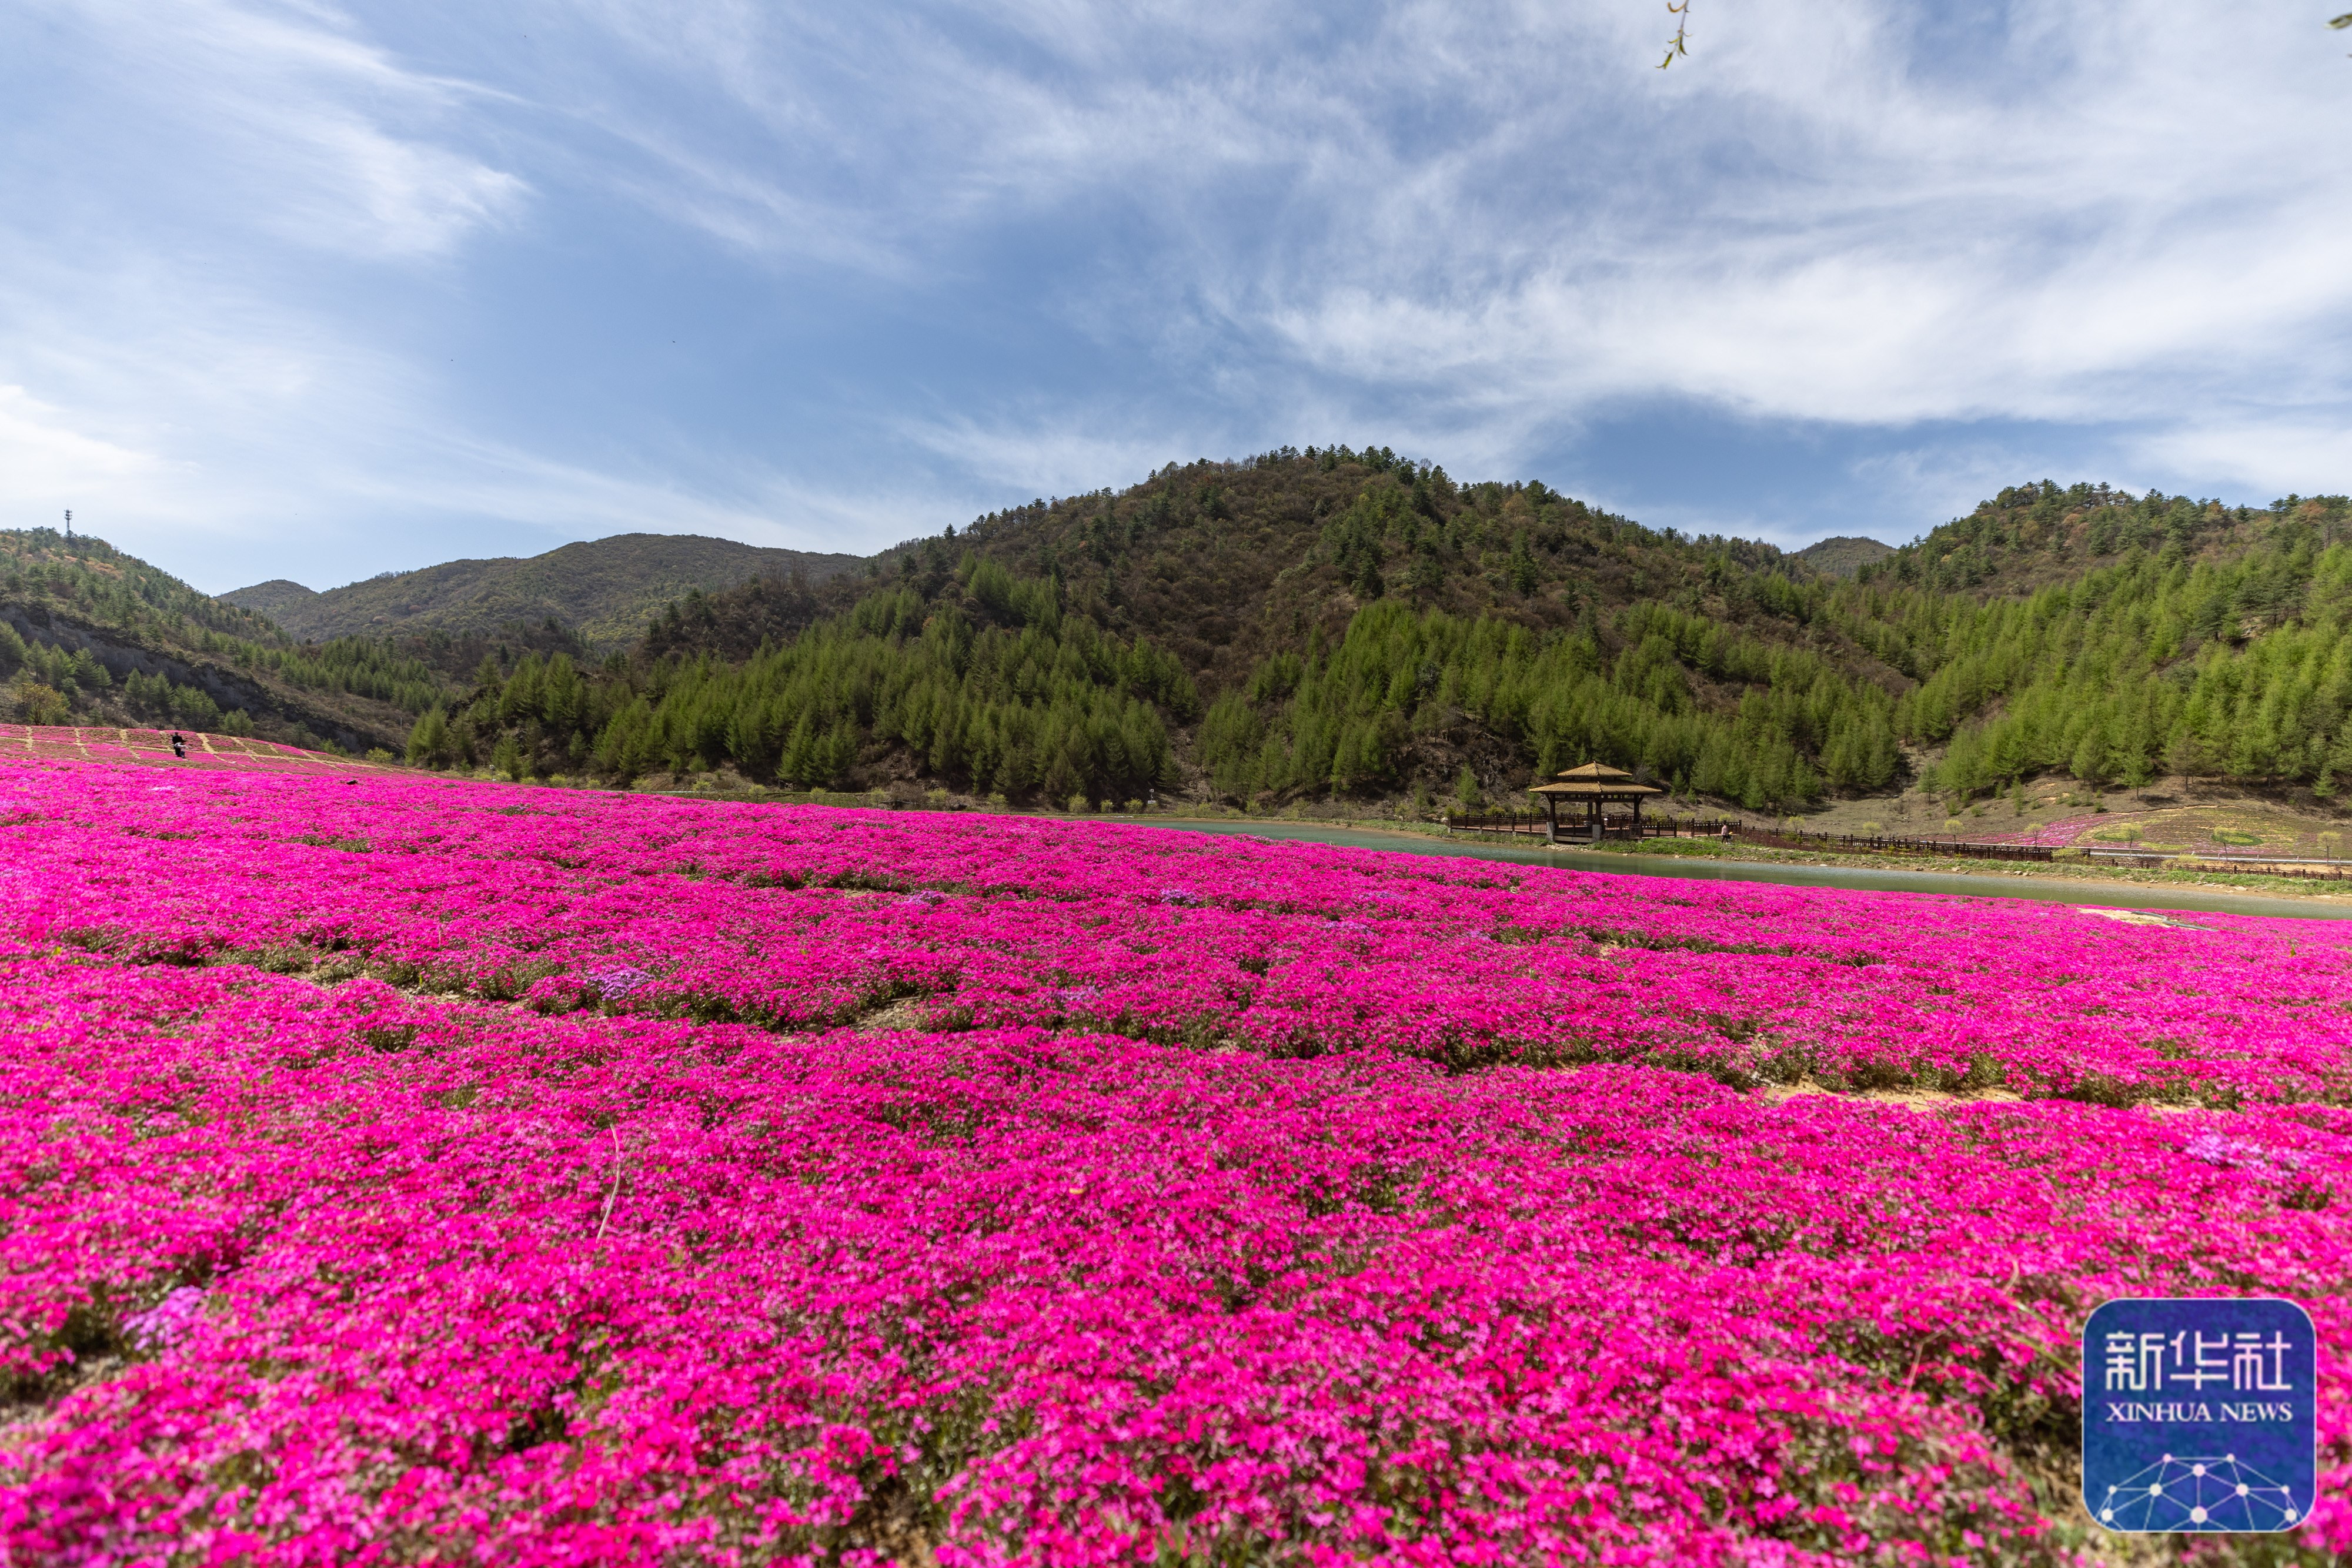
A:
[0, 385, 169, 494]
[1226, 3, 2352, 437]
[902, 414, 1221, 506]
[539, 0, 2352, 499]
[23, 0, 527, 260]
[4, 0, 2348, 590]
[2127, 422, 2352, 503]
[329, 432, 950, 561]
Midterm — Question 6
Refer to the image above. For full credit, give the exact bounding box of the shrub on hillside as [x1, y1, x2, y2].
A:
[9, 678, 68, 726]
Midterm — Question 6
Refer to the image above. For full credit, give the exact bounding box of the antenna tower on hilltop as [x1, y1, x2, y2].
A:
[64, 509, 72, 542]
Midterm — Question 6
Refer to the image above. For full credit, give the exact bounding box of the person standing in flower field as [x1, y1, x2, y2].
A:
[169, 731, 186, 758]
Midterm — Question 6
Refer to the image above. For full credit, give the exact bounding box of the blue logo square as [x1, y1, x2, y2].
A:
[2083, 1298, 2316, 1532]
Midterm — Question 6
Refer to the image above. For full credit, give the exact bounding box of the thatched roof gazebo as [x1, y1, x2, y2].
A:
[1528, 762, 1662, 844]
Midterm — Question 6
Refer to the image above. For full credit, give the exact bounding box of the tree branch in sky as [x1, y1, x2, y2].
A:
[1658, 1, 1692, 70]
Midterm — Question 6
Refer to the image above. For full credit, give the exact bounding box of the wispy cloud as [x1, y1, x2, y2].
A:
[903, 413, 1234, 504]
[2126, 421, 2352, 504]
[2, 0, 2347, 593]
[330, 432, 955, 564]
[19, 0, 527, 259]
[0, 385, 168, 496]
[566, 0, 2352, 504]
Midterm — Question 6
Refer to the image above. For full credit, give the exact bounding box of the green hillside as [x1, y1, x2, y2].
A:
[224, 533, 862, 648]
[1793, 536, 1895, 578]
[1883, 494, 2352, 796]
[26, 460, 2343, 818]
[648, 446, 1823, 678]
[223, 579, 320, 621]
[3, 529, 455, 753]
[1857, 480, 2344, 598]
[422, 447, 1919, 809]
[413, 457, 2352, 817]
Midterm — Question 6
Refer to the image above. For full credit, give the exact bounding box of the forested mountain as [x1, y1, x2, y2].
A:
[221, 579, 319, 621]
[2, 529, 457, 751]
[419, 447, 1922, 809]
[25, 456, 2347, 817]
[223, 533, 861, 648]
[415, 457, 2346, 814]
[1858, 480, 2350, 599]
[412, 570, 1201, 807]
[1890, 497, 2352, 795]
[1793, 536, 1895, 578]
[644, 445, 1835, 687]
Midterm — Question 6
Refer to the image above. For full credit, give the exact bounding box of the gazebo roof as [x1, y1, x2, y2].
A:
[1529, 779, 1662, 798]
[1530, 760, 1661, 798]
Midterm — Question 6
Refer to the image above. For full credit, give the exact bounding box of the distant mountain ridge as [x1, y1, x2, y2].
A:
[223, 579, 321, 620]
[462, 454, 2352, 815]
[1855, 481, 2352, 599]
[166, 457, 2352, 819]
[1793, 536, 1895, 578]
[450, 446, 1919, 808]
[3, 529, 438, 753]
[225, 533, 862, 648]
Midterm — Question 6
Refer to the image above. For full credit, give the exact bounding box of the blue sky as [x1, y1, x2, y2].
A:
[4, 1, 2350, 594]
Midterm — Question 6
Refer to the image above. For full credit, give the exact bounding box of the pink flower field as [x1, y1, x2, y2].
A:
[2, 755, 2349, 1564]
[0, 725, 402, 775]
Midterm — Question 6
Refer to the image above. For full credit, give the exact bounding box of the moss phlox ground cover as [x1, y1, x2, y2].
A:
[1, 761, 2349, 1564]
[4, 767, 2347, 1105]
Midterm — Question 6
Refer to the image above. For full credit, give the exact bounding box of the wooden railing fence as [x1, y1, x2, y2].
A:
[1441, 812, 1738, 842]
[1441, 815, 2352, 881]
